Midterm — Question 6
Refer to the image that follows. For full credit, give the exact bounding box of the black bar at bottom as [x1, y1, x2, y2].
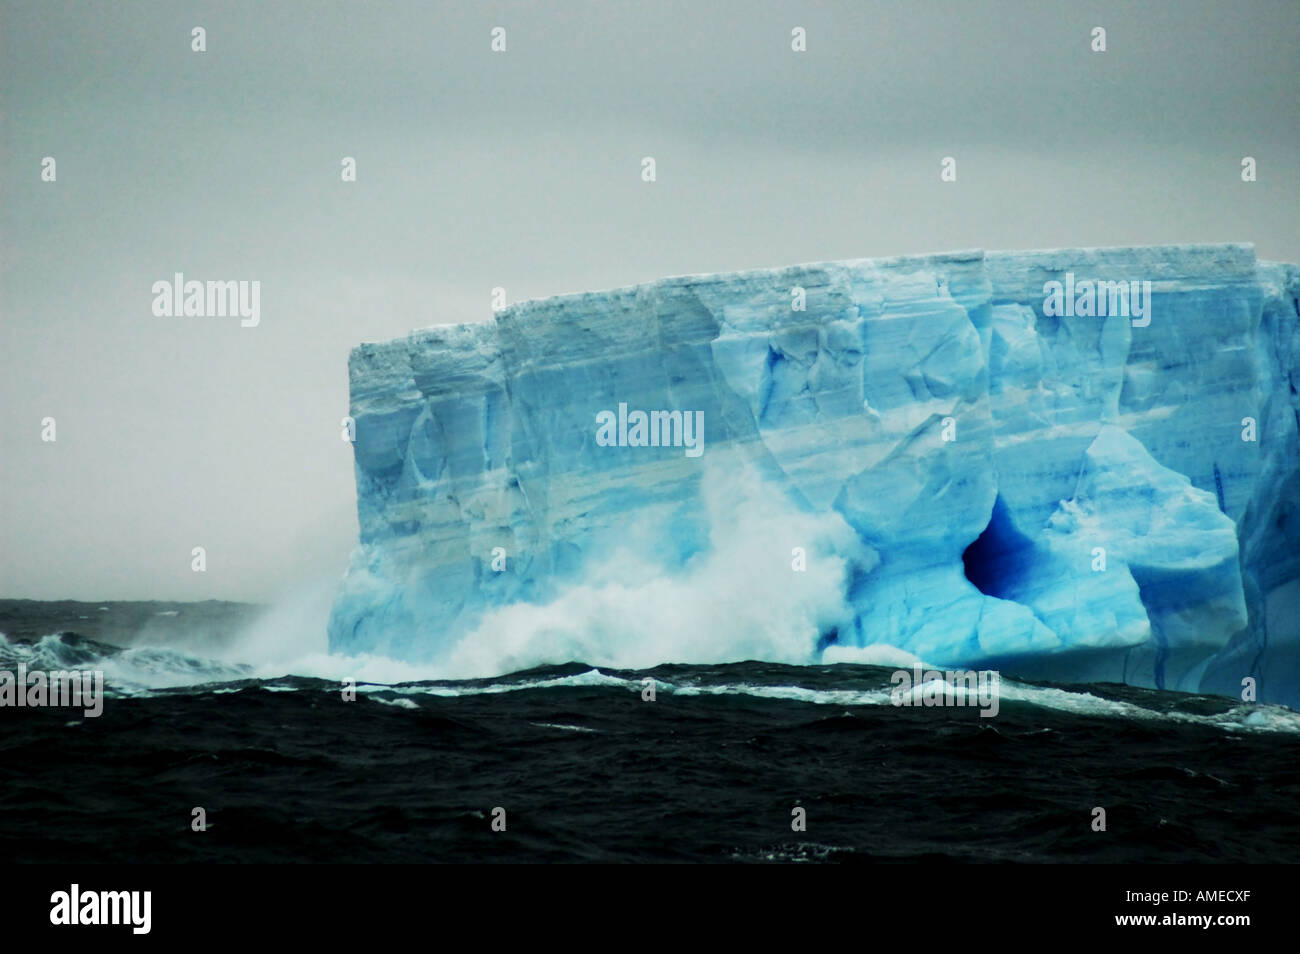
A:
[2, 864, 1280, 940]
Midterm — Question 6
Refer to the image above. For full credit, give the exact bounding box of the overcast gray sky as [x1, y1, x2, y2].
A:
[2, 0, 1297, 602]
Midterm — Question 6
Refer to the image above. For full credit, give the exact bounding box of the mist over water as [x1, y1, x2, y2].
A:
[440, 462, 870, 678]
[161, 460, 866, 684]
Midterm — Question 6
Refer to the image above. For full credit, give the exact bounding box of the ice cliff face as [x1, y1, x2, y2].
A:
[330, 244, 1300, 707]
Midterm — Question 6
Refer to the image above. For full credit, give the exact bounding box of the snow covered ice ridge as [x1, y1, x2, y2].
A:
[329, 244, 1300, 708]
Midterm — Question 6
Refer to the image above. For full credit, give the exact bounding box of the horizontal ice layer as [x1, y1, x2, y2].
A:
[330, 244, 1300, 707]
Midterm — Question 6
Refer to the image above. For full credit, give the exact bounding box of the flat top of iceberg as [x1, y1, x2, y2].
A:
[370, 243, 1261, 351]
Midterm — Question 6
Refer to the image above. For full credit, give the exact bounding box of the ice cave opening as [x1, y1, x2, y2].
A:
[962, 495, 1037, 602]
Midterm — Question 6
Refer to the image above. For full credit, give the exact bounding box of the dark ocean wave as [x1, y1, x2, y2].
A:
[2, 632, 1298, 863]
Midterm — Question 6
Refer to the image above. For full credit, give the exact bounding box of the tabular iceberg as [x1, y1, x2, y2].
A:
[329, 244, 1300, 707]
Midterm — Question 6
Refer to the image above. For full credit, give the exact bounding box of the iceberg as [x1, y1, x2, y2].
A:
[329, 244, 1300, 707]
